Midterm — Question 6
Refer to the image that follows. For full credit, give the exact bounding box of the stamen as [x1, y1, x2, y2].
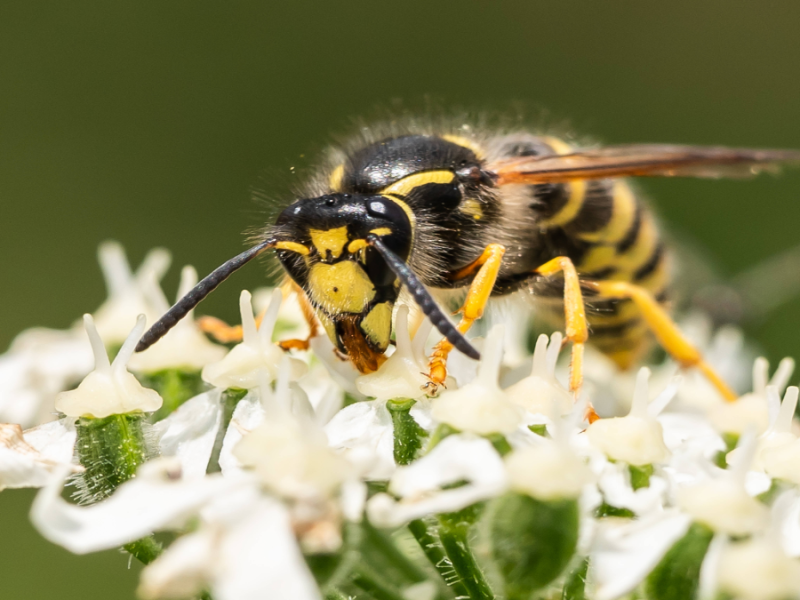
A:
[83, 314, 111, 373]
[239, 291, 259, 348]
[113, 315, 147, 370]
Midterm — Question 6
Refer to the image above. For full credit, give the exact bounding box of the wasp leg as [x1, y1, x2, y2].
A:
[198, 281, 320, 350]
[589, 280, 736, 401]
[197, 313, 264, 344]
[533, 258, 590, 388]
[277, 281, 320, 351]
[426, 244, 506, 391]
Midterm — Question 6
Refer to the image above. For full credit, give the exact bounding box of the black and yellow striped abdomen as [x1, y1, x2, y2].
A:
[493, 135, 671, 368]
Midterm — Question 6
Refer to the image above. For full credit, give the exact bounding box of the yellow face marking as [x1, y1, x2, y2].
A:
[576, 181, 637, 244]
[359, 302, 393, 351]
[308, 260, 376, 314]
[441, 134, 485, 159]
[309, 227, 349, 260]
[347, 239, 369, 253]
[459, 198, 483, 220]
[329, 164, 345, 192]
[273, 241, 310, 255]
[369, 227, 392, 236]
[381, 170, 455, 198]
[317, 311, 337, 345]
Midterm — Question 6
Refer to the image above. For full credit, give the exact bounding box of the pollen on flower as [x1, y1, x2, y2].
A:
[431, 326, 525, 435]
[201, 290, 306, 389]
[55, 314, 163, 418]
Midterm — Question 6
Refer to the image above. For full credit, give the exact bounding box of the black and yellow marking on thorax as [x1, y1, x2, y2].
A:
[495, 134, 670, 363]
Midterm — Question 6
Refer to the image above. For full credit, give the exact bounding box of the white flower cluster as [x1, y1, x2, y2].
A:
[2, 244, 800, 600]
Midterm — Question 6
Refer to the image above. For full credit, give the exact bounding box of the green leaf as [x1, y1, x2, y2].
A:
[645, 523, 714, 600]
[488, 492, 580, 600]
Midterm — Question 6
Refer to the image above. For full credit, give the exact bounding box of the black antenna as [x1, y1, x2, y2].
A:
[366, 234, 481, 361]
[135, 240, 273, 352]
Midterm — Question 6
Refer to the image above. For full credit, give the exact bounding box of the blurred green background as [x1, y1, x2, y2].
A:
[2, 1, 799, 598]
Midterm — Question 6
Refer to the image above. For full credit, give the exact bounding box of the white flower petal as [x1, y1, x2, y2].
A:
[356, 305, 429, 401]
[32, 458, 240, 554]
[717, 537, 800, 600]
[432, 326, 524, 435]
[678, 478, 769, 535]
[0, 330, 93, 426]
[597, 462, 668, 514]
[219, 393, 266, 477]
[154, 390, 223, 479]
[505, 441, 593, 501]
[214, 497, 321, 600]
[138, 529, 216, 600]
[367, 435, 507, 527]
[0, 421, 78, 490]
[590, 510, 693, 600]
[324, 399, 395, 480]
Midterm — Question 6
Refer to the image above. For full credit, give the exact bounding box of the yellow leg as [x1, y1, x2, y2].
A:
[590, 280, 737, 401]
[534, 257, 589, 395]
[426, 244, 506, 389]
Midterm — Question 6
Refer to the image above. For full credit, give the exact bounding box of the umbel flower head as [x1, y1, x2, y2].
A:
[2, 242, 800, 600]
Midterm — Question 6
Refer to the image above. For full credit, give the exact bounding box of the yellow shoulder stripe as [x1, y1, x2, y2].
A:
[381, 170, 455, 198]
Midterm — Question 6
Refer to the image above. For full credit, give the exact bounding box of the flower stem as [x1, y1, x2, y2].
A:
[408, 519, 468, 599]
[438, 520, 495, 600]
[74, 413, 155, 503]
[361, 521, 428, 586]
[207, 387, 247, 473]
[387, 398, 426, 465]
[351, 564, 409, 600]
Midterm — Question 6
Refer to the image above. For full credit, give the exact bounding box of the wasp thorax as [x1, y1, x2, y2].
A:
[274, 193, 414, 371]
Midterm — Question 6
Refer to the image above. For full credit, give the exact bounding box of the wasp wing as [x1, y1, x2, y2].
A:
[490, 144, 800, 185]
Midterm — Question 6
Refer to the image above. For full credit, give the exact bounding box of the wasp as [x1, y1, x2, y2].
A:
[135, 122, 800, 400]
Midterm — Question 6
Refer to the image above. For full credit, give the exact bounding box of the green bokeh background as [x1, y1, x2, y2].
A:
[1, 2, 799, 598]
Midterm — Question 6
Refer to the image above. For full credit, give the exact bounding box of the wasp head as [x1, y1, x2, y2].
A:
[274, 193, 413, 372]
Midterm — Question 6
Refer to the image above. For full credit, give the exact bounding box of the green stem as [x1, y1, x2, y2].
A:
[207, 387, 248, 473]
[351, 565, 408, 600]
[408, 519, 470, 600]
[324, 589, 349, 600]
[362, 521, 428, 586]
[438, 522, 495, 600]
[387, 398, 426, 465]
[122, 536, 163, 565]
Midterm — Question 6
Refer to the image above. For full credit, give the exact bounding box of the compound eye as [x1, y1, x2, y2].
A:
[367, 197, 408, 226]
